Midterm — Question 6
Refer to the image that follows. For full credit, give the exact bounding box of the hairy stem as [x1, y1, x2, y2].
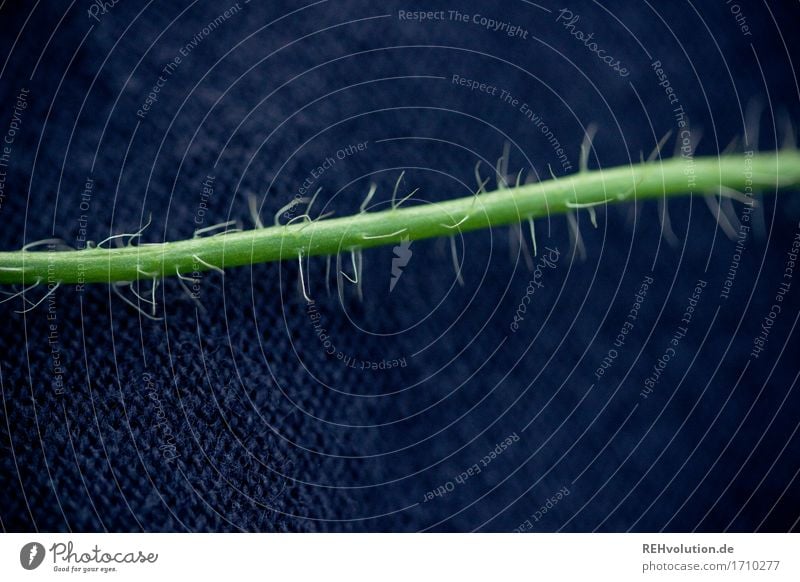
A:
[2, 151, 799, 286]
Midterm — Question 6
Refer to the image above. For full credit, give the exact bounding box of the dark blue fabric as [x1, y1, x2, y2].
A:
[1, 0, 799, 532]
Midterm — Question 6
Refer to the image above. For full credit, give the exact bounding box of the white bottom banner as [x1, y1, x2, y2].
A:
[1, 533, 797, 581]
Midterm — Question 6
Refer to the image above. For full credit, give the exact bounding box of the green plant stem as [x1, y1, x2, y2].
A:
[2, 151, 799, 286]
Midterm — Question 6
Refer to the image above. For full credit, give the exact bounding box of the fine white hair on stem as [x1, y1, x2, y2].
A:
[175, 268, 198, 287]
[192, 255, 225, 276]
[150, 277, 160, 316]
[356, 249, 363, 300]
[617, 171, 647, 201]
[496, 142, 511, 189]
[137, 267, 159, 280]
[704, 193, 739, 240]
[306, 187, 322, 218]
[194, 220, 239, 238]
[97, 233, 132, 249]
[717, 185, 756, 205]
[119, 280, 155, 306]
[474, 161, 490, 195]
[524, 170, 539, 185]
[566, 198, 604, 228]
[589, 208, 600, 230]
[120, 276, 160, 316]
[0, 279, 41, 304]
[333, 250, 365, 300]
[334, 250, 363, 302]
[96, 214, 152, 248]
[286, 187, 338, 228]
[175, 266, 206, 312]
[566, 211, 587, 260]
[112, 283, 163, 321]
[360, 183, 377, 213]
[441, 216, 469, 230]
[722, 136, 739, 156]
[336, 252, 344, 304]
[508, 224, 534, 270]
[341, 250, 359, 284]
[297, 251, 312, 302]
[528, 216, 538, 257]
[449, 237, 464, 286]
[579, 123, 598, 173]
[21, 238, 73, 252]
[391, 171, 406, 210]
[362, 228, 408, 240]
[395, 188, 419, 209]
[274, 198, 308, 227]
[470, 160, 493, 210]
[325, 254, 332, 296]
[720, 195, 742, 233]
[647, 130, 673, 163]
[657, 199, 680, 247]
[212, 226, 242, 236]
[514, 168, 525, 189]
[314, 210, 336, 222]
[14, 282, 60, 314]
[247, 193, 264, 229]
[674, 128, 702, 159]
[285, 214, 311, 226]
[744, 99, 763, 151]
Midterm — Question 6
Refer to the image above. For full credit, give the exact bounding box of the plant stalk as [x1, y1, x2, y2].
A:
[1, 151, 799, 286]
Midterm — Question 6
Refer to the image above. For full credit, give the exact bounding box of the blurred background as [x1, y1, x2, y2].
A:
[0, 0, 799, 532]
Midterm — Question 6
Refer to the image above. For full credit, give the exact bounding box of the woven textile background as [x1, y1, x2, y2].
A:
[1, 0, 799, 532]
